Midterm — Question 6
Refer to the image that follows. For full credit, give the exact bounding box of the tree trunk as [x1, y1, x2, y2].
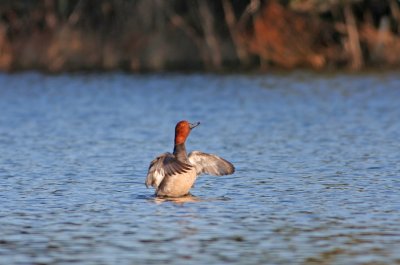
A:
[198, 1, 222, 70]
[344, 3, 363, 70]
[389, 0, 400, 34]
[221, 0, 250, 65]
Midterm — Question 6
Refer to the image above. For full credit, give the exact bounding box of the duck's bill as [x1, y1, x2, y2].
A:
[189, 122, 200, 129]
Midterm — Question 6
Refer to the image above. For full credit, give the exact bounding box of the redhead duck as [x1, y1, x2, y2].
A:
[145, 121, 235, 197]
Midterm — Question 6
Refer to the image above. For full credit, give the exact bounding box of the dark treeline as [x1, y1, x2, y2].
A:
[1, 0, 400, 72]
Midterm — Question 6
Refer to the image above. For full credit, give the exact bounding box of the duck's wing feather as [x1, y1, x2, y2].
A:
[145, 153, 193, 189]
[188, 151, 235, 176]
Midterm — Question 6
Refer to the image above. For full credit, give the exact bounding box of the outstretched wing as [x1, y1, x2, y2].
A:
[145, 153, 193, 189]
[188, 151, 235, 176]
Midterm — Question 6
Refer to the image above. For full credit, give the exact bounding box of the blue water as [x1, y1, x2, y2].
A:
[0, 72, 400, 264]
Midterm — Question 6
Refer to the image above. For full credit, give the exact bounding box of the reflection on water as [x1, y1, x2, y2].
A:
[152, 194, 231, 204]
[153, 195, 202, 204]
[0, 72, 400, 264]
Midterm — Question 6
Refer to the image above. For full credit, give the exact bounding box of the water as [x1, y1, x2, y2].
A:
[0, 72, 399, 265]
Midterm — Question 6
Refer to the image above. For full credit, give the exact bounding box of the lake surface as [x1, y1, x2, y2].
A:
[0, 72, 399, 265]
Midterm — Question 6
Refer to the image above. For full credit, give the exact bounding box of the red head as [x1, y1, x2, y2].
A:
[174, 120, 200, 145]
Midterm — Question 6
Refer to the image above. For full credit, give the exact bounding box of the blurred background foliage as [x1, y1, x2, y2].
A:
[0, 0, 399, 72]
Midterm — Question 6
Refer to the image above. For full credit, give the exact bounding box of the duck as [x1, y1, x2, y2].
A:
[145, 120, 235, 197]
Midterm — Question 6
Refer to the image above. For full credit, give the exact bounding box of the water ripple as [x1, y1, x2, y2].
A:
[0, 72, 400, 264]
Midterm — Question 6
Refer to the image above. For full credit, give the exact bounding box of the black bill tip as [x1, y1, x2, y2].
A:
[189, 122, 200, 129]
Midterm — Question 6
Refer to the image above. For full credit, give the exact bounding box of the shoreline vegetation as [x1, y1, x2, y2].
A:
[1, 0, 400, 73]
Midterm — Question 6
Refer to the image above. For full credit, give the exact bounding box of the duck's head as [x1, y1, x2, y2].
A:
[174, 120, 200, 145]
